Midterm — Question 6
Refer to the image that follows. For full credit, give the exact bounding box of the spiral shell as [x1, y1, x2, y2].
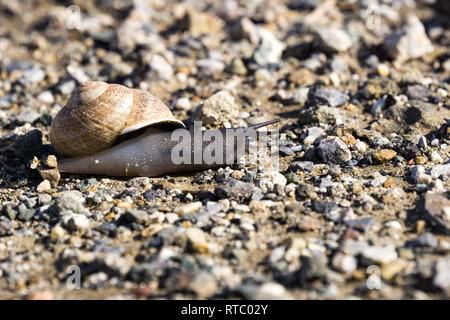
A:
[50, 81, 184, 157]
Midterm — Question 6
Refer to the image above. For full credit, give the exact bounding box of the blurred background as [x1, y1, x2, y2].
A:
[0, 0, 449, 300]
[0, 0, 448, 136]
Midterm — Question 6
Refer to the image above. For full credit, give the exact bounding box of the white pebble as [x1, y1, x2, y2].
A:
[437, 88, 447, 98]
[174, 201, 202, 215]
[37, 91, 54, 104]
[175, 97, 191, 110]
[37, 179, 51, 192]
[353, 140, 367, 153]
[430, 151, 443, 163]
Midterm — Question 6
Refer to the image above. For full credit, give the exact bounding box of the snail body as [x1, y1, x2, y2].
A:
[51, 81, 277, 177]
[58, 127, 230, 177]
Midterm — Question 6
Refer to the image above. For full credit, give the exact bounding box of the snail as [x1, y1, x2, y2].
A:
[50, 81, 278, 177]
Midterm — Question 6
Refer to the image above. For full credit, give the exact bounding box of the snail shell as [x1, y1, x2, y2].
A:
[50, 81, 184, 157]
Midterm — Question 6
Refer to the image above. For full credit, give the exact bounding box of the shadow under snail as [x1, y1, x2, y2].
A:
[49, 81, 278, 177]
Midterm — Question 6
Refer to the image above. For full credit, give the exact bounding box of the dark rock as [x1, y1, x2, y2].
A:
[0, 126, 43, 158]
[345, 218, 373, 232]
[143, 190, 156, 202]
[117, 187, 140, 199]
[318, 137, 352, 164]
[128, 263, 154, 283]
[0, 216, 13, 236]
[122, 208, 149, 225]
[196, 190, 219, 202]
[313, 200, 338, 214]
[228, 17, 259, 44]
[288, 0, 318, 11]
[56, 249, 132, 278]
[98, 222, 117, 237]
[308, 87, 349, 108]
[289, 161, 315, 173]
[283, 42, 314, 61]
[390, 136, 421, 159]
[215, 178, 257, 201]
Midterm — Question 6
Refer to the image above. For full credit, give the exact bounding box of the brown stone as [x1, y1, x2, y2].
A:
[415, 155, 427, 165]
[288, 68, 315, 86]
[298, 217, 322, 232]
[374, 149, 397, 164]
[38, 167, 60, 188]
[178, 10, 223, 36]
[45, 154, 58, 168]
[341, 134, 356, 146]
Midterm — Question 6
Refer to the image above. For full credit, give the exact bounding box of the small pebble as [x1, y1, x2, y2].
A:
[374, 149, 397, 164]
[174, 201, 202, 215]
[37, 179, 51, 192]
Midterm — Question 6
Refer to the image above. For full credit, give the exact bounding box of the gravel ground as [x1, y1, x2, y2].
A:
[0, 0, 449, 300]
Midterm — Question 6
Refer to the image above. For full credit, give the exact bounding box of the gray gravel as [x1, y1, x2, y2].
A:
[0, 0, 449, 300]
